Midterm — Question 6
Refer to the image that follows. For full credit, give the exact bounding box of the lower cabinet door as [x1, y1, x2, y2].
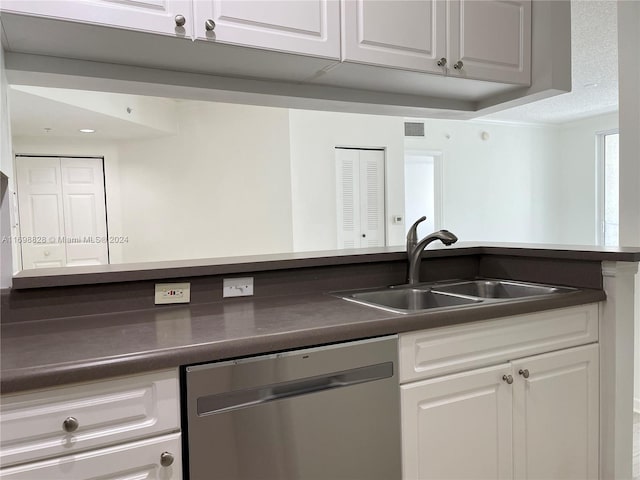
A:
[0, 433, 181, 480]
[512, 343, 599, 480]
[401, 363, 513, 480]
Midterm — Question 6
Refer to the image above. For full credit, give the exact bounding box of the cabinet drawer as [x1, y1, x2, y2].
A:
[399, 304, 598, 383]
[0, 369, 179, 467]
[0, 432, 181, 479]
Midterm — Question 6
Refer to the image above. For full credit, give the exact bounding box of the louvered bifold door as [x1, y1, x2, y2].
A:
[359, 150, 385, 247]
[336, 149, 361, 249]
[336, 148, 385, 249]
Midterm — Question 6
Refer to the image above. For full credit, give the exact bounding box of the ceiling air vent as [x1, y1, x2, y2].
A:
[404, 122, 425, 137]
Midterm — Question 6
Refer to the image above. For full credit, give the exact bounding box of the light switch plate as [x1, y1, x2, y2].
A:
[223, 277, 254, 298]
[155, 282, 191, 304]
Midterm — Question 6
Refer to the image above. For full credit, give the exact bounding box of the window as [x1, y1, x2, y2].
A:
[597, 131, 619, 246]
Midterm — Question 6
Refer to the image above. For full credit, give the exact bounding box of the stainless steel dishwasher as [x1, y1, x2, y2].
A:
[185, 335, 401, 480]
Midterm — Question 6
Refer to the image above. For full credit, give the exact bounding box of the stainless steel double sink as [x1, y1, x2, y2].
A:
[334, 279, 576, 314]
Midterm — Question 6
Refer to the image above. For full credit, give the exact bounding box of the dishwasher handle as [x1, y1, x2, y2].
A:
[197, 361, 393, 416]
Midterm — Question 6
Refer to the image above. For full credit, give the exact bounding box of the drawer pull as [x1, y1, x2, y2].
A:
[502, 374, 513, 385]
[62, 416, 79, 433]
[519, 369, 530, 378]
[160, 451, 175, 467]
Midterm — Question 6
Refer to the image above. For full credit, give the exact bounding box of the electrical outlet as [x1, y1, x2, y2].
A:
[223, 277, 254, 298]
[155, 282, 191, 304]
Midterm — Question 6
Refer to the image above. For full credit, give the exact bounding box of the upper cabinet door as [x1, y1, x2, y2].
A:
[0, 0, 193, 37]
[447, 0, 531, 85]
[342, 0, 446, 73]
[193, 0, 340, 59]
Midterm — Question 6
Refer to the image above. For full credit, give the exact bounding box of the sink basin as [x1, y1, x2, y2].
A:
[341, 288, 482, 314]
[334, 278, 575, 314]
[432, 280, 575, 299]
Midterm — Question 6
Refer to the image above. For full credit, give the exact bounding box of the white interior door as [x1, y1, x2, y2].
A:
[15, 156, 109, 269]
[15, 157, 67, 269]
[336, 148, 385, 249]
[60, 158, 109, 267]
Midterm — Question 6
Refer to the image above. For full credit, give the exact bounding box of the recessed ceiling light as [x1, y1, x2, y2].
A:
[79, 128, 95, 133]
[583, 83, 599, 88]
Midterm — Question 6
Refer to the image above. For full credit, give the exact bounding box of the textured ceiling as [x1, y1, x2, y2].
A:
[481, 0, 618, 125]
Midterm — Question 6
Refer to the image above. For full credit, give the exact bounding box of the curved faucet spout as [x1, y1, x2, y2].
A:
[406, 229, 458, 285]
[406, 216, 426, 253]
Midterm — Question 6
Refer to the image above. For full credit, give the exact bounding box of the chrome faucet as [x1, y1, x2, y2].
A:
[406, 216, 458, 285]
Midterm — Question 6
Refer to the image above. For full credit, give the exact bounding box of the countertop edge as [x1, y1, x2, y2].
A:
[11, 244, 640, 290]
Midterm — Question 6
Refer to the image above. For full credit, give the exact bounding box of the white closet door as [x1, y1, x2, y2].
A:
[358, 150, 385, 247]
[336, 148, 385, 249]
[60, 158, 109, 266]
[15, 157, 67, 269]
[336, 149, 361, 249]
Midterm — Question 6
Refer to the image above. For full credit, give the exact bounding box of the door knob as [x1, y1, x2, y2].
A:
[205, 19, 216, 31]
[62, 416, 79, 433]
[174, 14, 186, 27]
[502, 374, 513, 384]
[518, 369, 530, 378]
[160, 451, 175, 467]
[453, 60, 464, 70]
[436, 57, 447, 67]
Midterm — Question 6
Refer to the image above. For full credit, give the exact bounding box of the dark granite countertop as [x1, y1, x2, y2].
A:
[1, 287, 605, 394]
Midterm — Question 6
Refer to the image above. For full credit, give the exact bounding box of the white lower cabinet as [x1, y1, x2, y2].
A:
[0, 432, 181, 480]
[0, 369, 181, 479]
[512, 344, 599, 480]
[400, 304, 599, 480]
[401, 363, 514, 479]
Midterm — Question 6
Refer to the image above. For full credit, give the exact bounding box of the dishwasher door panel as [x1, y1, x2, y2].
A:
[185, 336, 401, 480]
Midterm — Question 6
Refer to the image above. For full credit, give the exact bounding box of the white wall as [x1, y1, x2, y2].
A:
[116, 102, 293, 262]
[0, 46, 14, 288]
[556, 112, 618, 245]
[289, 109, 405, 252]
[405, 119, 563, 244]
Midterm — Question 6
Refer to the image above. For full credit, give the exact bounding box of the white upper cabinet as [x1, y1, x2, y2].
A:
[341, 0, 446, 73]
[447, 0, 531, 84]
[0, 0, 193, 37]
[342, 0, 531, 85]
[193, 0, 341, 59]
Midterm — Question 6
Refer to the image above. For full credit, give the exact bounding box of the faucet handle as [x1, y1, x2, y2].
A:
[406, 216, 427, 252]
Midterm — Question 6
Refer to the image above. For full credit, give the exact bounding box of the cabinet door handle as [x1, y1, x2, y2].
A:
[453, 60, 464, 70]
[518, 369, 530, 378]
[160, 451, 175, 467]
[502, 374, 513, 384]
[62, 416, 79, 433]
[174, 14, 186, 27]
[205, 19, 216, 31]
[436, 57, 447, 67]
